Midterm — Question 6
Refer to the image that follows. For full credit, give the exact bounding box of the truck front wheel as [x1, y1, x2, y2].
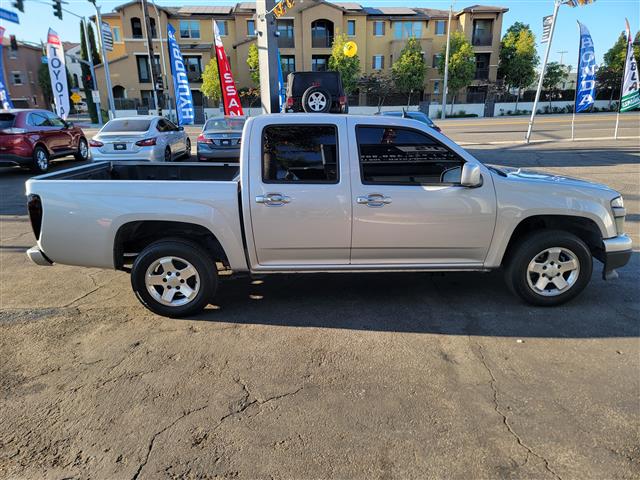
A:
[505, 230, 592, 306]
[131, 239, 218, 317]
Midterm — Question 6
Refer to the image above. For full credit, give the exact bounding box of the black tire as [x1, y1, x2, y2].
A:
[182, 138, 191, 160]
[31, 145, 50, 173]
[74, 137, 89, 161]
[164, 146, 172, 162]
[505, 230, 592, 306]
[302, 86, 332, 113]
[131, 239, 218, 317]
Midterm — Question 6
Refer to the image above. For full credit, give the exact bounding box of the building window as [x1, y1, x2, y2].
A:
[373, 21, 385, 36]
[433, 80, 440, 94]
[136, 56, 151, 83]
[247, 19, 256, 36]
[372, 55, 384, 70]
[474, 53, 491, 79]
[435, 20, 446, 35]
[472, 19, 493, 46]
[277, 19, 294, 48]
[347, 20, 356, 36]
[311, 19, 334, 48]
[131, 17, 143, 38]
[432, 53, 442, 68]
[312, 55, 330, 71]
[281, 55, 295, 74]
[149, 18, 157, 39]
[216, 20, 228, 36]
[393, 21, 422, 39]
[180, 20, 200, 39]
[113, 26, 121, 42]
[183, 56, 203, 82]
[11, 72, 23, 85]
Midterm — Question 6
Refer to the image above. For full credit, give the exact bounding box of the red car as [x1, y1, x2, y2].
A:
[0, 109, 89, 173]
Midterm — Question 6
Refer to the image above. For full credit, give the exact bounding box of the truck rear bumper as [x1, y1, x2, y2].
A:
[601, 234, 632, 280]
[26, 246, 53, 266]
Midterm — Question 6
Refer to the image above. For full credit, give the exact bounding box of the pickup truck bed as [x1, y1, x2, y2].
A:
[42, 162, 239, 182]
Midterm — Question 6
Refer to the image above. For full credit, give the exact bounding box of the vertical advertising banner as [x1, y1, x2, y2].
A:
[213, 21, 244, 116]
[575, 22, 596, 113]
[46, 29, 70, 119]
[167, 24, 194, 125]
[620, 19, 640, 112]
[277, 49, 286, 112]
[0, 26, 14, 110]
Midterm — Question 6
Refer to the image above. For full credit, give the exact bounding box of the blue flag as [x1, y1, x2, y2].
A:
[276, 49, 286, 112]
[167, 24, 194, 125]
[575, 22, 596, 113]
[0, 27, 14, 109]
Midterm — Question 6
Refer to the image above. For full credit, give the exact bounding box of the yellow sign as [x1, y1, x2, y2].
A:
[70, 92, 82, 103]
[343, 41, 358, 58]
[272, 0, 295, 18]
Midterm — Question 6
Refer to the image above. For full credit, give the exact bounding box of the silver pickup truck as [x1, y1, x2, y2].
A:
[26, 114, 631, 317]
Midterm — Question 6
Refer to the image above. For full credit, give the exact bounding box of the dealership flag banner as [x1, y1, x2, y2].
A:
[213, 21, 244, 116]
[575, 22, 596, 113]
[46, 29, 70, 119]
[167, 24, 194, 125]
[0, 26, 14, 109]
[620, 19, 639, 112]
[277, 49, 286, 111]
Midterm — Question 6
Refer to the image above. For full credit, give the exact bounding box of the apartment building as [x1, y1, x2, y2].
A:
[1, 38, 47, 109]
[93, 0, 507, 114]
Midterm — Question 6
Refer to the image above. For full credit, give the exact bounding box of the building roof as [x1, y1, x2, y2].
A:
[363, 6, 419, 16]
[457, 4, 509, 13]
[175, 5, 234, 15]
[333, 2, 363, 10]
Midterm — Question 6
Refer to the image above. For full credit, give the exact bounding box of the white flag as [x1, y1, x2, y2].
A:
[46, 29, 70, 119]
[620, 19, 640, 112]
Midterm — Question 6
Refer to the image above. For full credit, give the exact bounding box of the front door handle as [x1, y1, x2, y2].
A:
[356, 194, 392, 208]
[255, 193, 291, 206]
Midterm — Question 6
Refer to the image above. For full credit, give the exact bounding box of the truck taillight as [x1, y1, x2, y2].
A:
[286, 97, 294, 107]
[339, 95, 347, 105]
[135, 137, 157, 146]
[89, 139, 103, 147]
[27, 194, 43, 240]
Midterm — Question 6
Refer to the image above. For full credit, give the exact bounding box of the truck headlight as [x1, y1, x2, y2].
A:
[611, 197, 625, 234]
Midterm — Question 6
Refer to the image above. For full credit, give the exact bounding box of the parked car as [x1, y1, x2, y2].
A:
[285, 71, 348, 114]
[376, 110, 441, 132]
[89, 116, 190, 162]
[26, 114, 630, 317]
[196, 116, 245, 163]
[0, 109, 89, 173]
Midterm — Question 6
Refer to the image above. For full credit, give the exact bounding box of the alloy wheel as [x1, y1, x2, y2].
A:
[526, 247, 580, 297]
[144, 256, 200, 307]
[307, 92, 327, 112]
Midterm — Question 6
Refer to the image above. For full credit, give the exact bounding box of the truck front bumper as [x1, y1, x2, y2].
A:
[601, 234, 632, 280]
[26, 246, 53, 266]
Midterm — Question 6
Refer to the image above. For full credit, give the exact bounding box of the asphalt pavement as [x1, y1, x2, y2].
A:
[0, 116, 639, 479]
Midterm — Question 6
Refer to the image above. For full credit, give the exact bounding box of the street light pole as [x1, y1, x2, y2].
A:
[89, 1, 116, 118]
[140, 0, 161, 115]
[256, 0, 281, 114]
[440, 2, 453, 120]
[149, 0, 172, 118]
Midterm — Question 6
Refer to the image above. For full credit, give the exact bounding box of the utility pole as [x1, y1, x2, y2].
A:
[150, 0, 171, 118]
[440, 2, 454, 120]
[89, 0, 116, 118]
[141, 0, 162, 115]
[256, 0, 281, 114]
[557, 49, 568, 65]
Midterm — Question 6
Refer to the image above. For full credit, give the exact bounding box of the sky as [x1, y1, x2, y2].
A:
[0, 0, 638, 68]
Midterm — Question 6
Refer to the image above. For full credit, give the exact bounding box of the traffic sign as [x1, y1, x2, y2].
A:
[0, 8, 20, 24]
[91, 90, 100, 103]
[101, 22, 113, 52]
[70, 92, 82, 103]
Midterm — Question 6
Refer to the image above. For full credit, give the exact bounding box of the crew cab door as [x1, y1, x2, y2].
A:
[347, 117, 496, 266]
[248, 117, 351, 266]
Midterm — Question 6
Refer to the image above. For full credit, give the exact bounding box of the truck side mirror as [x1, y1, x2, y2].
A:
[460, 163, 482, 188]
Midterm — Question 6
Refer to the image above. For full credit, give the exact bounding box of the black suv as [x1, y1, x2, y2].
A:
[284, 71, 348, 114]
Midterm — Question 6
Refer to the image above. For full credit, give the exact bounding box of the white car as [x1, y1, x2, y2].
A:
[89, 116, 191, 162]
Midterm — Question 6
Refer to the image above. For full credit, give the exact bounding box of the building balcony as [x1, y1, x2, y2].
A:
[472, 35, 492, 47]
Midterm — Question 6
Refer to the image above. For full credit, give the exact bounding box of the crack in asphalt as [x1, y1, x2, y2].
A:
[131, 405, 209, 480]
[475, 342, 562, 480]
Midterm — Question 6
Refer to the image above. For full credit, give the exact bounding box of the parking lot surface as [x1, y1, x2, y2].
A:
[1, 126, 639, 479]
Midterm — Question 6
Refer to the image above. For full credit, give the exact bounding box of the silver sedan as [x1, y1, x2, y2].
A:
[196, 116, 245, 163]
[89, 116, 191, 162]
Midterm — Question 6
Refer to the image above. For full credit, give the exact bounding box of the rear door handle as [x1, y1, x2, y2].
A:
[356, 194, 392, 208]
[255, 193, 291, 206]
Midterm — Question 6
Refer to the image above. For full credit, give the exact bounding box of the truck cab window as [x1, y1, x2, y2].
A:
[356, 126, 463, 185]
[262, 125, 338, 183]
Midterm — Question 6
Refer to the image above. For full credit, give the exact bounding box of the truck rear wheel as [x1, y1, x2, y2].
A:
[505, 230, 592, 306]
[131, 239, 218, 317]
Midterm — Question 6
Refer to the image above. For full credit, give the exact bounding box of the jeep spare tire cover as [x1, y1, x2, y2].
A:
[302, 86, 332, 113]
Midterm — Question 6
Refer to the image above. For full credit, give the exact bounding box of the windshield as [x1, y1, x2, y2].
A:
[204, 117, 245, 132]
[0, 113, 16, 130]
[101, 119, 152, 132]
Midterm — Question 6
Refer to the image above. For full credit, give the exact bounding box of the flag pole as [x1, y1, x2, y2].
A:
[613, 20, 629, 139]
[525, 0, 561, 143]
[571, 21, 580, 141]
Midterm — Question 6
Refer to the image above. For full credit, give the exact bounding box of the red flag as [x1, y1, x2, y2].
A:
[214, 22, 244, 116]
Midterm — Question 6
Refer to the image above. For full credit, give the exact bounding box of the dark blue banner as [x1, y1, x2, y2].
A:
[575, 22, 596, 113]
[0, 28, 13, 110]
[167, 24, 194, 125]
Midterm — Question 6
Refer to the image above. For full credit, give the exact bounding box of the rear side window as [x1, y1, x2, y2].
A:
[262, 125, 338, 183]
[356, 126, 463, 185]
[102, 119, 152, 132]
[0, 113, 16, 129]
[27, 113, 49, 127]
